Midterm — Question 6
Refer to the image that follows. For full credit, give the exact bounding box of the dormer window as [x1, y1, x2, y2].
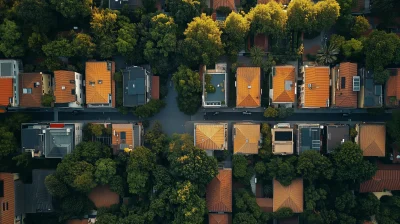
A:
[98, 80, 103, 84]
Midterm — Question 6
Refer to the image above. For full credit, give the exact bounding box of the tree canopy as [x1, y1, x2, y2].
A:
[223, 12, 250, 61]
[0, 19, 24, 57]
[246, 2, 287, 36]
[49, 0, 92, 18]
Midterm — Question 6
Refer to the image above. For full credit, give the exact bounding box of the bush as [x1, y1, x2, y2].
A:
[206, 84, 216, 93]
[264, 107, 278, 118]
[42, 93, 54, 107]
[278, 108, 294, 118]
[133, 99, 166, 118]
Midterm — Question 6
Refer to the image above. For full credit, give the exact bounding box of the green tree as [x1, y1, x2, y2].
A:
[351, 16, 370, 38]
[259, 123, 272, 159]
[28, 32, 48, 53]
[354, 193, 380, 220]
[13, 0, 56, 33]
[336, 0, 356, 14]
[246, 2, 287, 36]
[60, 195, 94, 221]
[335, 191, 356, 212]
[96, 213, 119, 224]
[167, 0, 203, 29]
[314, 0, 340, 31]
[116, 21, 138, 57]
[233, 213, 258, 224]
[332, 141, 377, 182]
[278, 108, 294, 118]
[223, 12, 250, 61]
[133, 99, 166, 118]
[97, 36, 116, 59]
[273, 207, 294, 219]
[234, 189, 263, 220]
[109, 175, 124, 196]
[264, 107, 278, 118]
[0, 127, 16, 158]
[72, 33, 96, 58]
[297, 150, 333, 182]
[0, 19, 24, 57]
[373, 68, 390, 85]
[304, 185, 327, 211]
[127, 146, 156, 194]
[95, 158, 117, 185]
[233, 154, 248, 180]
[388, 110, 400, 144]
[45, 174, 69, 198]
[50, 0, 92, 18]
[182, 13, 223, 66]
[337, 213, 356, 224]
[250, 46, 264, 67]
[342, 38, 363, 59]
[267, 157, 297, 186]
[74, 141, 111, 164]
[90, 8, 118, 37]
[316, 43, 339, 65]
[287, 0, 316, 32]
[144, 121, 169, 154]
[42, 39, 74, 57]
[42, 93, 53, 107]
[172, 66, 202, 115]
[329, 34, 345, 49]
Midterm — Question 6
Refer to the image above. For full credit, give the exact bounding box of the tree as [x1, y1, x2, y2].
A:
[297, 150, 333, 182]
[314, 0, 340, 31]
[354, 193, 380, 220]
[144, 121, 169, 154]
[42, 93, 53, 107]
[316, 43, 339, 65]
[329, 34, 345, 49]
[336, 0, 356, 14]
[116, 21, 138, 57]
[335, 191, 356, 212]
[50, 0, 91, 18]
[351, 16, 370, 38]
[273, 207, 294, 219]
[234, 189, 263, 221]
[96, 213, 119, 224]
[0, 19, 24, 57]
[72, 33, 96, 58]
[388, 110, 400, 144]
[341, 38, 363, 59]
[223, 12, 250, 61]
[259, 123, 272, 159]
[305, 185, 327, 211]
[182, 13, 223, 66]
[45, 174, 69, 198]
[28, 32, 48, 53]
[109, 175, 125, 196]
[127, 146, 156, 194]
[133, 99, 166, 118]
[97, 36, 116, 59]
[373, 68, 390, 85]
[233, 213, 258, 224]
[233, 154, 248, 180]
[246, 2, 287, 36]
[42, 39, 74, 57]
[287, 0, 316, 32]
[0, 127, 16, 158]
[250, 46, 264, 67]
[13, 0, 56, 33]
[332, 141, 377, 182]
[267, 157, 297, 186]
[172, 66, 202, 115]
[264, 107, 278, 118]
[167, 0, 203, 29]
[91, 8, 118, 38]
[95, 158, 117, 185]
[278, 108, 294, 118]
[74, 141, 111, 164]
[59, 195, 94, 221]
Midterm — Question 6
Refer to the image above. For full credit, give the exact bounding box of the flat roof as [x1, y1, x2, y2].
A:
[326, 125, 349, 153]
[204, 72, 226, 103]
[0, 62, 12, 77]
[298, 125, 320, 153]
[272, 128, 294, 155]
[21, 124, 46, 153]
[45, 125, 74, 158]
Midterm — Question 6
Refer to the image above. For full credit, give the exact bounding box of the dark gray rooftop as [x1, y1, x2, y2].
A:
[109, 0, 142, 10]
[298, 125, 321, 153]
[204, 72, 226, 105]
[275, 131, 292, 141]
[0, 62, 12, 77]
[21, 124, 46, 154]
[123, 66, 149, 107]
[326, 125, 349, 153]
[24, 169, 55, 213]
[133, 124, 142, 148]
[362, 70, 382, 107]
[45, 124, 74, 158]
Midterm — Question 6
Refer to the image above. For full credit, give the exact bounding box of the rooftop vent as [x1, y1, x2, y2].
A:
[248, 85, 251, 89]
[61, 86, 66, 90]
[308, 83, 312, 89]
[89, 81, 95, 86]
[353, 76, 360, 91]
[107, 62, 111, 71]
[34, 82, 40, 87]
[98, 80, 103, 84]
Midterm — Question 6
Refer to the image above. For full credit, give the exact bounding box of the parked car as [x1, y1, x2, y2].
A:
[242, 111, 251, 115]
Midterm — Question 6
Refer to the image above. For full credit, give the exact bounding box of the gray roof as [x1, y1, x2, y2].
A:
[204, 72, 226, 105]
[24, 169, 55, 213]
[362, 70, 382, 107]
[123, 66, 149, 107]
[14, 180, 25, 216]
[326, 125, 349, 153]
[45, 124, 75, 158]
[133, 124, 142, 148]
[298, 125, 321, 153]
[0, 62, 12, 77]
[21, 124, 46, 154]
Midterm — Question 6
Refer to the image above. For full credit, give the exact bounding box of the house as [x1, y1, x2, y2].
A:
[88, 185, 120, 209]
[233, 123, 260, 154]
[356, 123, 386, 157]
[385, 68, 400, 107]
[21, 123, 83, 158]
[256, 198, 273, 212]
[325, 125, 349, 153]
[0, 170, 55, 224]
[85, 61, 115, 108]
[194, 123, 228, 151]
[273, 178, 303, 213]
[202, 63, 228, 107]
[300, 66, 330, 108]
[209, 214, 231, 224]
[123, 66, 153, 107]
[0, 60, 22, 108]
[111, 123, 143, 154]
[272, 123, 294, 155]
[358, 69, 383, 108]
[19, 72, 52, 108]
[206, 169, 232, 212]
[360, 167, 400, 192]
[211, 0, 236, 21]
[236, 67, 261, 108]
[54, 70, 84, 107]
[297, 124, 321, 154]
[270, 66, 296, 107]
[331, 62, 358, 108]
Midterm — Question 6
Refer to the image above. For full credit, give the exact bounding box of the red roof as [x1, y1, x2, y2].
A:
[88, 185, 120, 208]
[209, 214, 231, 224]
[151, 76, 159, 100]
[0, 78, 13, 106]
[0, 173, 15, 224]
[206, 169, 232, 212]
[360, 169, 400, 192]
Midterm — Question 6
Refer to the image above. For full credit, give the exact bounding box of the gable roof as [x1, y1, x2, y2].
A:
[273, 178, 303, 213]
[19, 73, 43, 107]
[86, 62, 112, 104]
[0, 78, 13, 106]
[0, 173, 15, 224]
[213, 0, 235, 10]
[386, 69, 400, 106]
[360, 169, 400, 192]
[54, 70, 76, 103]
[209, 214, 230, 224]
[195, 124, 226, 150]
[88, 185, 119, 208]
[234, 123, 260, 154]
[334, 63, 358, 108]
[273, 66, 295, 103]
[112, 124, 134, 149]
[206, 169, 232, 212]
[236, 67, 261, 107]
[359, 124, 386, 157]
[304, 67, 330, 108]
[256, 198, 273, 212]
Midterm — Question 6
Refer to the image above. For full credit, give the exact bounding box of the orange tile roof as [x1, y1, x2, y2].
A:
[304, 67, 330, 108]
[206, 169, 232, 212]
[151, 76, 159, 100]
[386, 69, 400, 106]
[0, 78, 13, 106]
[88, 185, 120, 208]
[85, 62, 112, 104]
[273, 66, 295, 103]
[236, 67, 261, 107]
[67, 219, 89, 224]
[256, 198, 273, 212]
[359, 124, 386, 157]
[54, 70, 76, 103]
[334, 63, 358, 108]
[0, 173, 15, 224]
[360, 169, 400, 192]
[112, 124, 134, 147]
[273, 178, 303, 213]
[19, 73, 44, 107]
[195, 124, 226, 150]
[209, 214, 230, 224]
[233, 123, 260, 154]
[213, 0, 235, 10]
